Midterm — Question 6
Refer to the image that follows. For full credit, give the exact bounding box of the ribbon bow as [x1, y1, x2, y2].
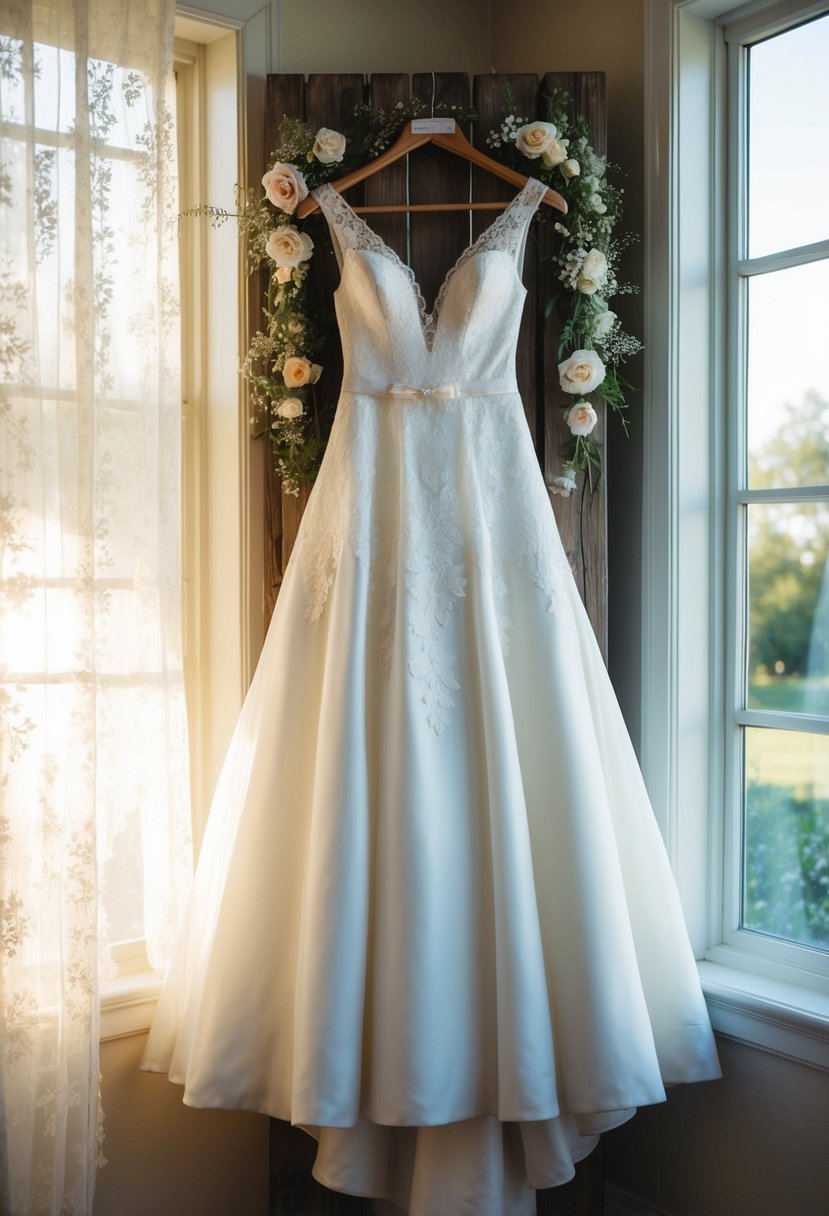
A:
[387, 383, 461, 400]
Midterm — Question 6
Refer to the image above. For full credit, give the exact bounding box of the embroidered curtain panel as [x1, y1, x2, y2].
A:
[0, 1, 191, 1211]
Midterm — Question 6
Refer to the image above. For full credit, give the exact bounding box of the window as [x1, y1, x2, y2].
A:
[721, 8, 829, 975]
[643, 0, 829, 1065]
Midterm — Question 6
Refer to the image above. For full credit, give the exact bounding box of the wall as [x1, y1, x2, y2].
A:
[95, 1035, 269, 1216]
[605, 1037, 829, 1216]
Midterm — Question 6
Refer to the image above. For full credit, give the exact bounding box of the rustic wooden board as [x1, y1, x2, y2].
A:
[364, 74, 410, 257]
[408, 72, 471, 314]
[472, 72, 542, 446]
[540, 71, 608, 655]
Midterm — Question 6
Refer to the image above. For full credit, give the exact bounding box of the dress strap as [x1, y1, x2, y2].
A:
[311, 183, 390, 272]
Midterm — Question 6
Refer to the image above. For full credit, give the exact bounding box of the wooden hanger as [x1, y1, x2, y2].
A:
[295, 119, 568, 218]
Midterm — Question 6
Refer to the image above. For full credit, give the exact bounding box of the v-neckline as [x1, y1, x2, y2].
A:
[313, 177, 542, 352]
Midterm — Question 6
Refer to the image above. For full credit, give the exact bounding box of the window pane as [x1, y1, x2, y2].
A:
[746, 260, 829, 488]
[743, 727, 829, 950]
[747, 502, 829, 714]
[748, 14, 829, 258]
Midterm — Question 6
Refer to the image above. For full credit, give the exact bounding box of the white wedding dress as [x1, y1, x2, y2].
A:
[142, 177, 720, 1214]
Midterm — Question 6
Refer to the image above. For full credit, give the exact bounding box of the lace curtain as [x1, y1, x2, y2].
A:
[0, 1, 191, 1211]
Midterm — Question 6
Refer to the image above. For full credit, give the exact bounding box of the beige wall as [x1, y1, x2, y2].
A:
[94, 1034, 269, 1216]
[95, 5, 826, 1216]
[605, 1036, 829, 1216]
[276, 0, 491, 74]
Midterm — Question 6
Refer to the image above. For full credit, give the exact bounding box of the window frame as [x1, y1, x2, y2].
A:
[100, 7, 250, 1039]
[643, 0, 829, 1071]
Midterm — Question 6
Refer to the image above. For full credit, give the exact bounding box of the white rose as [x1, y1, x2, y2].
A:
[266, 225, 314, 268]
[589, 191, 607, 214]
[566, 402, 599, 436]
[514, 121, 557, 159]
[313, 127, 347, 164]
[558, 349, 606, 395]
[275, 266, 292, 283]
[561, 158, 580, 178]
[577, 248, 608, 295]
[283, 356, 313, 387]
[276, 397, 304, 419]
[593, 309, 616, 340]
[541, 138, 568, 168]
[261, 162, 308, 213]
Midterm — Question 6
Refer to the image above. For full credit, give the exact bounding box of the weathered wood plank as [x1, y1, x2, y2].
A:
[472, 72, 541, 446]
[409, 72, 471, 314]
[540, 70, 608, 658]
[365, 74, 410, 259]
[268, 1120, 371, 1215]
[264, 74, 306, 620]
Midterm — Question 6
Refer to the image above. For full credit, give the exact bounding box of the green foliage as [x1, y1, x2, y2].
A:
[744, 779, 829, 948]
[747, 391, 829, 689]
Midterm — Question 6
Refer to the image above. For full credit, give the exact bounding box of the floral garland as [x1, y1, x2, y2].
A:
[220, 90, 640, 496]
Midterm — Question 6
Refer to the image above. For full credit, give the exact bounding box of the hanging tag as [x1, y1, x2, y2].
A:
[411, 118, 456, 134]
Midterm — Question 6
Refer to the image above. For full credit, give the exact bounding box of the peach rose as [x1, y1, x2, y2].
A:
[566, 403, 599, 436]
[283, 356, 313, 387]
[558, 349, 606, 396]
[514, 121, 557, 159]
[265, 225, 314, 268]
[261, 162, 308, 213]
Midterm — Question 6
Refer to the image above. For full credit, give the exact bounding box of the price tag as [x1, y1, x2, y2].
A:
[411, 118, 456, 134]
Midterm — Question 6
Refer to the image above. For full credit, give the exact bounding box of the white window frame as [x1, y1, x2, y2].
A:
[101, 6, 251, 1039]
[644, 0, 829, 1070]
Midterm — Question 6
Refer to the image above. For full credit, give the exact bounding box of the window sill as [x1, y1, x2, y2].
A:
[699, 959, 829, 1071]
[100, 969, 162, 1042]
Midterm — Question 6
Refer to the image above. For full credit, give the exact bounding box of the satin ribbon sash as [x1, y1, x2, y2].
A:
[341, 375, 518, 401]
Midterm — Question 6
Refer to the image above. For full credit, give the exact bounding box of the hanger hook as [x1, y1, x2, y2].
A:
[430, 71, 436, 118]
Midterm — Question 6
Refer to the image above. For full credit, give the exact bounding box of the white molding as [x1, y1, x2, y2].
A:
[722, 0, 829, 41]
[100, 972, 161, 1041]
[700, 961, 829, 1070]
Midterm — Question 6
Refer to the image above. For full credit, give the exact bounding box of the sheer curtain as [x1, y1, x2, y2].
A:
[0, 1, 191, 1211]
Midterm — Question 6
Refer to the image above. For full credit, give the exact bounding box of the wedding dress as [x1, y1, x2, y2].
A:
[141, 176, 720, 1215]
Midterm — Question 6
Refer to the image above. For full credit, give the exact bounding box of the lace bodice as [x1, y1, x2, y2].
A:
[294, 177, 571, 732]
[313, 176, 548, 373]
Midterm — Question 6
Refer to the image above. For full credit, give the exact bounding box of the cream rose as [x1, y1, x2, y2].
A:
[276, 397, 304, 420]
[514, 121, 557, 159]
[541, 138, 569, 168]
[576, 248, 608, 295]
[593, 309, 616, 341]
[283, 356, 313, 387]
[566, 402, 599, 436]
[275, 266, 292, 284]
[313, 127, 347, 164]
[561, 158, 580, 178]
[266, 225, 314, 268]
[558, 349, 606, 396]
[262, 162, 308, 213]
